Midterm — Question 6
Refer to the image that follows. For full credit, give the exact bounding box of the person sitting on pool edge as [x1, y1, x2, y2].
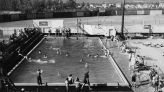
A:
[65, 74, 74, 92]
[43, 54, 47, 59]
[74, 77, 81, 92]
[67, 74, 74, 84]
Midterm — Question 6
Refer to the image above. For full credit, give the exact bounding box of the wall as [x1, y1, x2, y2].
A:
[0, 9, 164, 23]
[150, 10, 163, 15]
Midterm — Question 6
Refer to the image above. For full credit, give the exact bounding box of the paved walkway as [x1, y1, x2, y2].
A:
[101, 39, 155, 92]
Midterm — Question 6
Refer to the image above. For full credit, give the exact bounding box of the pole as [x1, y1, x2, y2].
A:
[121, 0, 125, 39]
[76, 18, 78, 40]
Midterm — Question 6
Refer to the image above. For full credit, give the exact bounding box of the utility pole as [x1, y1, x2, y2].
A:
[76, 18, 78, 40]
[121, 0, 125, 40]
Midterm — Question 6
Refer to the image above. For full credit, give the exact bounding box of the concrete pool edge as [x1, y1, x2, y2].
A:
[14, 82, 129, 87]
[7, 37, 45, 76]
[98, 38, 130, 87]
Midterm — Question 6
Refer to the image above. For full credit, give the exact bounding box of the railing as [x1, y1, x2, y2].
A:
[12, 82, 132, 92]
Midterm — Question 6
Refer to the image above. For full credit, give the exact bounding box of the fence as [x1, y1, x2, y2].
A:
[0, 9, 164, 23]
[150, 10, 163, 15]
[0, 15, 3, 22]
[11, 14, 19, 21]
[137, 10, 145, 15]
[116, 9, 151, 15]
[45, 12, 53, 18]
[27, 13, 36, 19]
[36, 13, 45, 19]
[19, 14, 27, 20]
[77, 12, 84, 17]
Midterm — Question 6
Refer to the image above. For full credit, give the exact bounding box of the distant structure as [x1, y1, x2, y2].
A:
[0, 0, 11, 10]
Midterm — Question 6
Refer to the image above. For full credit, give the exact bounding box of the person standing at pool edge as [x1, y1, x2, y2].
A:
[81, 71, 91, 90]
[37, 69, 43, 86]
[65, 78, 69, 92]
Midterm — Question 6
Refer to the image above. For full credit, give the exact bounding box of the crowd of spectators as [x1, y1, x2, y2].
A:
[0, 27, 43, 92]
[0, 28, 42, 55]
[0, 28, 43, 75]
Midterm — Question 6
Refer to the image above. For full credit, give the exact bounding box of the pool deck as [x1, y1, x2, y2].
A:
[101, 39, 161, 92]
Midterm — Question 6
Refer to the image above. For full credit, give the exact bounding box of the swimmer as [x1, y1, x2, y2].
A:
[57, 71, 61, 77]
[94, 54, 99, 58]
[38, 50, 42, 54]
[106, 49, 110, 56]
[28, 57, 32, 62]
[104, 49, 108, 57]
[80, 58, 84, 62]
[87, 54, 91, 57]
[43, 54, 47, 59]
[45, 39, 48, 43]
[36, 59, 41, 63]
[35, 59, 48, 64]
[23, 55, 28, 60]
[48, 59, 55, 63]
[85, 63, 88, 68]
[50, 46, 53, 49]
[57, 49, 61, 55]
[66, 52, 69, 57]
[57, 50, 59, 55]
[101, 47, 104, 51]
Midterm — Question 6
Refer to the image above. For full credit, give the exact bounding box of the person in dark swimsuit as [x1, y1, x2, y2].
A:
[37, 69, 43, 86]
[81, 71, 90, 89]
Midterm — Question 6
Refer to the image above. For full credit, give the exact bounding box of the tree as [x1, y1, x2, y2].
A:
[0, 0, 11, 10]
[11, 0, 21, 11]
[65, 0, 76, 9]
[81, 2, 85, 8]
[19, 0, 33, 13]
[37, 0, 46, 12]
[45, 0, 54, 10]
[56, 0, 64, 10]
